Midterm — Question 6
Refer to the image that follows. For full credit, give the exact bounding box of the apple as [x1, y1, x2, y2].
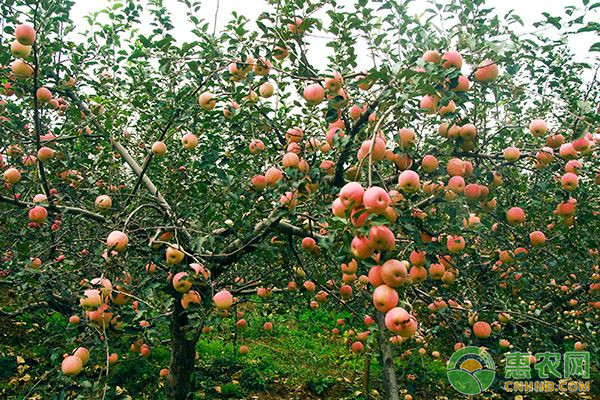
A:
[285, 127, 303, 143]
[473, 321, 492, 339]
[106, 231, 128, 252]
[15, 24, 36, 45]
[546, 134, 565, 148]
[198, 91, 216, 110]
[358, 138, 386, 161]
[265, 167, 282, 185]
[572, 136, 590, 151]
[372, 284, 399, 312]
[474, 59, 499, 82]
[151, 141, 167, 155]
[506, 207, 525, 225]
[282, 152, 300, 168]
[166, 245, 185, 264]
[11, 59, 34, 79]
[259, 82, 275, 98]
[251, 175, 267, 191]
[447, 176, 465, 193]
[564, 160, 582, 174]
[398, 128, 416, 148]
[503, 146, 520, 161]
[422, 50, 441, 63]
[181, 133, 198, 149]
[213, 290, 233, 309]
[561, 172, 579, 191]
[68, 315, 80, 325]
[438, 100, 456, 115]
[95, 195, 112, 209]
[3, 168, 21, 184]
[529, 231, 546, 246]
[10, 40, 31, 58]
[452, 75, 471, 92]
[263, 322, 273, 331]
[384, 307, 417, 337]
[303, 83, 325, 105]
[367, 225, 395, 250]
[351, 236, 373, 259]
[419, 94, 438, 113]
[380, 259, 408, 287]
[429, 263, 445, 280]
[80, 289, 102, 310]
[339, 182, 364, 207]
[447, 158, 465, 176]
[74, 347, 90, 365]
[529, 119, 547, 137]
[28, 206, 48, 223]
[421, 155, 438, 173]
[36, 146, 54, 162]
[351, 341, 364, 353]
[368, 265, 384, 286]
[239, 345, 250, 355]
[447, 235, 465, 253]
[559, 143, 577, 159]
[172, 272, 192, 293]
[160, 368, 170, 377]
[398, 170, 420, 192]
[36, 87, 52, 103]
[463, 184, 482, 201]
[363, 186, 391, 214]
[441, 50, 463, 69]
[61, 355, 83, 376]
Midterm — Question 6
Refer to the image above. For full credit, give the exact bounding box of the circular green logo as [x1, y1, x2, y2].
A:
[447, 346, 496, 395]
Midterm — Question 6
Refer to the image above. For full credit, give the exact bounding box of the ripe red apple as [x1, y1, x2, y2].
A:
[106, 231, 128, 252]
[503, 146, 520, 161]
[73, 347, 89, 365]
[441, 50, 463, 69]
[263, 322, 273, 331]
[446, 158, 465, 176]
[68, 315, 80, 325]
[80, 289, 102, 310]
[160, 368, 170, 377]
[239, 345, 250, 355]
[529, 119, 547, 137]
[422, 50, 441, 63]
[529, 231, 546, 247]
[3, 167, 21, 184]
[474, 59, 499, 82]
[447, 235, 465, 253]
[398, 170, 420, 192]
[213, 290, 233, 309]
[303, 83, 325, 105]
[363, 186, 391, 214]
[251, 175, 267, 191]
[367, 225, 395, 250]
[61, 355, 83, 376]
[561, 172, 579, 191]
[421, 155, 438, 173]
[265, 167, 283, 185]
[36, 87, 52, 103]
[351, 236, 373, 259]
[172, 272, 192, 293]
[259, 82, 274, 98]
[447, 176, 465, 193]
[95, 195, 112, 209]
[473, 321, 492, 339]
[452, 75, 471, 92]
[15, 24, 36, 45]
[28, 206, 48, 223]
[339, 182, 364, 207]
[419, 94, 438, 113]
[384, 307, 417, 337]
[380, 259, 408, 287]
[506, 207, 525, 225]
[372, 284, 399, 312]
[282, 152, 300, 168]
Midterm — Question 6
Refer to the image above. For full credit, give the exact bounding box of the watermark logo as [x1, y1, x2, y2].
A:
[447, 346, 496, 395]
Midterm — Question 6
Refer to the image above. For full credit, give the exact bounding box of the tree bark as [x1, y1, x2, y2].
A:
[166, 300, 197, 400]
[376, 312, 400, 400]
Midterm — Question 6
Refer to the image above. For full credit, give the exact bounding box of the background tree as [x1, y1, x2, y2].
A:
[0, 0, 599, 399]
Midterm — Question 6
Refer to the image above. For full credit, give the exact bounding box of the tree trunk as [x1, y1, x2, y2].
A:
[166, 300, 197, 400]
[376, 312, 400, 400]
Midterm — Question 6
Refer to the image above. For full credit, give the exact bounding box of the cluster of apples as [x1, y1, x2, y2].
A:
[332, 182, 419, 341]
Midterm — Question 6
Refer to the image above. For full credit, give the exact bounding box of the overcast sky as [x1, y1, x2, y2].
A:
[69, 0, 597, 78]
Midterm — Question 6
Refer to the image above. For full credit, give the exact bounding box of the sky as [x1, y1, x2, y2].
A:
[68, 0, 597, 82]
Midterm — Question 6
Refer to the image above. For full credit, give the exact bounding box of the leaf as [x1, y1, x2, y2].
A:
[589, 42, 600, 52]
